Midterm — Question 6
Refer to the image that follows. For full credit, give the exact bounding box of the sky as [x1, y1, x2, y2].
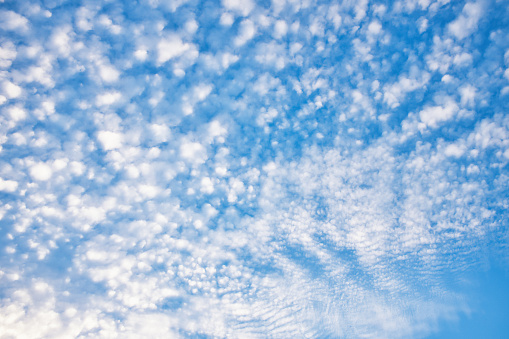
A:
[0, 0, 508, 338]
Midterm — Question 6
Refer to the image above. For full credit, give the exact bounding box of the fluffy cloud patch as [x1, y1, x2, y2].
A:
[2, 81, 22, 99]
[180, 141, 207, 164]
[157, 35, 192, 64]
[7, 106, 27, 122]
[222, 0, 254, 17]
[0, 178, 18, 192]
[1, 0, 508, 338]
[448, 2, 482, 40]
[96, 91, 121, 106]
[0, 41, 17, 68]
[29, 162, 53, 181]
[0, 10, 29, 32]
[419, 98, 459, 128]
[97, 131, 123, 150]
[234, 19, 256, 46]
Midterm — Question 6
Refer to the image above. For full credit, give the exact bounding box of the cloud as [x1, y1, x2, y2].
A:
[234, 19, 256, 46]
[97, 131, 123, 150]
[1, 0, 508, 338]
[448, 2, 482, 40]
[0, 10, 29, 33]
[29, 162, 53, 181]
[444, 144, 466, 157]
[200, 177, 215, 194]
[2, 80, 22, 99]
[219, 12, 235, 26]
[182, 83, 213, 115]
[180, 141, 207, 165]
[6, 106, 27, 122]
[459, 84, 476, 107]
[383, 72, 430, 108]
[419, 98, 459, 128]
[157, 35, 192, 64]
[273, 20, 288, 39]
[95, 91, 122, 106]
[222, 0, 254, 17]
[0, 41, 17, 68]
[367, 20, 382, 35]
[98, 63, 120, 83]
[0, 177, 18, 192]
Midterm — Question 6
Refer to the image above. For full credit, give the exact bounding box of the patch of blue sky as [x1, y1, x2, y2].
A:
[0, 0, 509, 337]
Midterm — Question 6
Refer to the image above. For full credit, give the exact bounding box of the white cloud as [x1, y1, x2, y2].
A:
[367, 21, 382, 35]
[134, 49, 148, 61]
[98, 14, 122, 35]
[0, 41, 17, 68]
[16, 64, 55, 88]
[418, 18, 428, 33]
[0, 10, 29, 32]
[200, 177, 215, 194]
[49, 26, 75, 57]
[234, 19, 256, 46]
[459, 85, 476, 107]
[149, 124, 171, 143]
[222, 0, 254, 17]
[207, 120, 227, 143]
[182, 84, 213, 115]
[383, 72, 430, 108]
[255, 42, 286, 70]
[227, 177, 245, 202]
[448, 2, 482, 40]
[98, 64, 120, 83]
[444, 144, 466, 157]
[75, 7, 94, 31]
[467, 115, 509, 150]
[352, 38, 372, 62]
[193, 83, 213, 101]
[273, 20, 288, 39]
[453, 52, 473, 67]
[97, 131, 123, 150]
[0, 2, 506, 338]
[419, 98, 459, 128]
[309, 17, 325, 37]
[96, 91, 121, 106]
[185, 19, 198, 34]
[69, 161, 85, 176]
[219, 12, 234, 26]
[157, 35, 191, 64]
[290, 42, 302, 55]
[215, 166, 228, 176]
[253, 73, 281, 95]
[7, 106, 27, 122]
[29, 162, 53, 181]
[138, 184, 161, 199]
[0, 178, 18, 192]
[2, 81, 22, 99]
[425, 36, 474, 74]
[257, 107, 278, 127]
[180, 141, 207, 164]
[327, 5, 342, 30]
[125, 164, 140, 179]
[220, 52, 239, 69]
[354, 0, 368, 21]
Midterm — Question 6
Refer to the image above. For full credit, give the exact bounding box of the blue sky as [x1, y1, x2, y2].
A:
[0, 0, 508, 337]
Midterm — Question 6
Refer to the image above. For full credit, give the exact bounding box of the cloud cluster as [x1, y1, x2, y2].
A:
[0, 0, 508, 338]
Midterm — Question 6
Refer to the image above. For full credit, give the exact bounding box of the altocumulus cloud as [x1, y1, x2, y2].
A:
[0, 0, 508, 338]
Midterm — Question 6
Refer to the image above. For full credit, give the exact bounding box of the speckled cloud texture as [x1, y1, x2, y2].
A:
[0, 0, 508, 338]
